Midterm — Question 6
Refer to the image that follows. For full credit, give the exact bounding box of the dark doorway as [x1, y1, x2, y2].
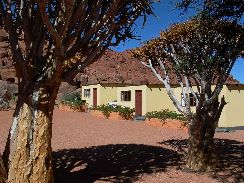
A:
[1, 60, 6, 66]
[93, 88, 97, 108]
[6, 78, 15, 84]
[135, 90, 142, 116]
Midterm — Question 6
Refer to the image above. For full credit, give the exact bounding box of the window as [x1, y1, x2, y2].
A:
[121, 91, 131, 101]
[190, 93, 197, 106]
[181, 93, 186, 107]
[84, 89, 90, 98]
[181, 93, 197, 107]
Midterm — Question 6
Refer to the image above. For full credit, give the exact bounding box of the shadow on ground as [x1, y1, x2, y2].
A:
[160, 138, 244, 183]
[53, 144, 183, 183]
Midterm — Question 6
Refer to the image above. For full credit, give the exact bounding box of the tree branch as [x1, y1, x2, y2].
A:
[143, 59, 187, 115]
[37, 1, 63, 51]
[0, 1, 29, 81]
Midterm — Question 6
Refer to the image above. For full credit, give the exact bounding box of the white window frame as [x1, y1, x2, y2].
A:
[84, 89, 91, 98]
[181, 92, 198, 107]
[121, 90, 131, 101]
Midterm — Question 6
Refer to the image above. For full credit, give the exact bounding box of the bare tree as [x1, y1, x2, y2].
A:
[0, 1, 154, 182]
[134, 19, 244, 171]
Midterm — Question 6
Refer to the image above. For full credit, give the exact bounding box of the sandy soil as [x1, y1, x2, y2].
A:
[0, 109, 243, 183]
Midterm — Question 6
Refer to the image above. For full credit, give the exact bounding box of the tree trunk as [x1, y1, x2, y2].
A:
[0, 154, 6, 183]
[5, 81, 60, 183]
[187, 112, 218, 171]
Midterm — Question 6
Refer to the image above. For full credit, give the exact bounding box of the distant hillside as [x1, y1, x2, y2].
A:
[76, 49, 163, 85]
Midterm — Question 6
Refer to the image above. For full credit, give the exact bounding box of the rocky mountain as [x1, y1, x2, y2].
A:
[76, 49, 163, 85]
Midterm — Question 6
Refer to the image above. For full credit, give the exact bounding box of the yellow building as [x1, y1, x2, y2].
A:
[218, 84, 244, 127]
[78, 49, 244, 127]
[82, 84, 117, 107]
[81, 82, 244, 127]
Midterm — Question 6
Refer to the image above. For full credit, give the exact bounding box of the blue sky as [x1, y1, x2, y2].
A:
[112, 1, 244, 83]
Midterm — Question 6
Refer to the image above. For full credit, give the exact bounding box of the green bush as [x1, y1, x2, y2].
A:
[61, 92, 86, 107]
[145, 110, 168, 121]
[145, 109, 186, 121]
[95, 104, 135, 120]
[96, 104, 114, 118]
[117, 106, 135, 120]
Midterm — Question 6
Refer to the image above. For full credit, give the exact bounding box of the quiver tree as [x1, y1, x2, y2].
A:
[134, 19, 244, 171]
[0, 1, 154, 182]
[177, 0, 244, 21]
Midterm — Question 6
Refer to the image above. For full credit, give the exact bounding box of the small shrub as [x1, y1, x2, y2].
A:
[60, 92, 86, 111]
[95, 104, 134, 120]
[0, 81, 17, 110]
[96, 104, 114, 118]
[117, 106, 135, 120]
[0, 98, 9, 111]
[145, 109, 186, 121]
[145, 110, 168, 121]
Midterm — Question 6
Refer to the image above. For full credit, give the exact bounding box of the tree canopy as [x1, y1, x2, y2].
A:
[177, 0, 244, 21]
[134, 19, 244, 116]
[0, 0, 155, 84]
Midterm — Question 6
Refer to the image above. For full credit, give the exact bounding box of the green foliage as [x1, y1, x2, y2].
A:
[0, 98, 9, 110]
[96, 104, 115, 118]
[95, 104, 135, 120]
[61, 92, 85, 107]
[135, 19, 244, 76]
[176, 0, 244, 22]
[145, 109, 186, 121]
[117, 106, 135, 120]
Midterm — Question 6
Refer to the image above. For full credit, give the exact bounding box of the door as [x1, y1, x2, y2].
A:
[93, 88, 97, 108]
[135, 90, 142, 116]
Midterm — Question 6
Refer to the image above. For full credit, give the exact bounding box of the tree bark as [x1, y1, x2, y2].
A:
[187, 111, 218, 171]
[4, 81, 60, 183]
[0, 154, 6, 183]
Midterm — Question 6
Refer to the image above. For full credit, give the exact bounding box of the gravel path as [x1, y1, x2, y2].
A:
[0, 109, 243, 183]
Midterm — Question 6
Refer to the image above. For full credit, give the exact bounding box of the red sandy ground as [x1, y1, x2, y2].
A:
[0, 109, 243, 183]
